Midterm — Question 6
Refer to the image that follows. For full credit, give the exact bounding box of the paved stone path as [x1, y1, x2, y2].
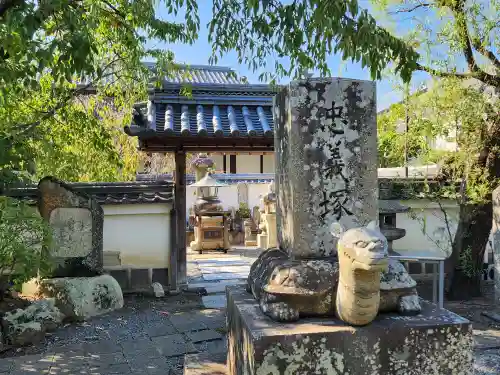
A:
[0, 294, 225, 375]
[187, 247, 259, 310]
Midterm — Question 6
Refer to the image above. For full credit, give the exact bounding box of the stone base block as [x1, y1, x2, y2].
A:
[226, 285, 473, 375]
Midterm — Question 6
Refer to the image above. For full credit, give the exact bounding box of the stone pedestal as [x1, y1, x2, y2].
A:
[226, 286, 473, 375]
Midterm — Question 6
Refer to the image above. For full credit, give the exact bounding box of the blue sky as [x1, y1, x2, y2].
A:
[147, 2, 431, 111]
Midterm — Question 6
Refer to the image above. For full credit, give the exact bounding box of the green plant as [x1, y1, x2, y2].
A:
[0, 197, 53, 295]
[237, 203, 251, 219]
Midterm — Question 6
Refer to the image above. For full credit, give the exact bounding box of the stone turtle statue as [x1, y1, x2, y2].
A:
[247, 221, 421, 326]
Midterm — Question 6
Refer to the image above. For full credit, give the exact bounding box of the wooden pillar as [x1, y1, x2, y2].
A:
[169, 207, 177, 291]
[174, 151, 187, 288]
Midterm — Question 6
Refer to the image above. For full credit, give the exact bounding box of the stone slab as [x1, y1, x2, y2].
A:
[274, 78, 378, 258]
[202, 281, 247, 295]
[38, 176, 104, 277]
[203, 273, 249, 281]
[187, 329, 223, 343]
[202, 295, 226, 309]
[199, 266, 251, 274]
[195, 260, 251, 267]
[194, 339, 227, 355]
[474, 348, 500, 375]
[151, 333, 197, 357]
[226, 285, 473, 375]
[184, 353, 227, 375]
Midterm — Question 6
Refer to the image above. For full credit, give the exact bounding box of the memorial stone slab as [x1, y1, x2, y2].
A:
[274, 78, 378, 258]
[38, 176, 104, 277]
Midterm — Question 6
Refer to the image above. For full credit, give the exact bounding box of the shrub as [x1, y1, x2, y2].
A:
[236, 203, 251, 219]
[0, 197, 52, 294]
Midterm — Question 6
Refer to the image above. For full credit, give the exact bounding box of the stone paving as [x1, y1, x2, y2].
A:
[0, 293, 225, 375]
[187, 247, 259, 310]
[0, 247, 499, 374]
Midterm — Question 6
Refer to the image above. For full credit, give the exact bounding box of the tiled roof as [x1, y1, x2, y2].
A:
[125, 64, 277, 151]
[4, 181, 173, 206]
[136, 173, 275, 185]
[147, 103, 273, 137]
[157, 64, 243, 85]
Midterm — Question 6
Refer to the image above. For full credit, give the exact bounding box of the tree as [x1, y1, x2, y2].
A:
[378, 77, 499, 298]
[377, 98, 439, 168]
[370, 0, 499, 299]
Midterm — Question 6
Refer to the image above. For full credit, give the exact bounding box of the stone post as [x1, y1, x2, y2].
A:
[274, 78, 378, 258]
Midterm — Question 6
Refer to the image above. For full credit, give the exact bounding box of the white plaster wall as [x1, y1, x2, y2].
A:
[210, 154, 224, 173]
[186, 185, 239, 213]
[393, 200, 459, 256]
[102, 203, 172, 268]
[236, 154, 260, 173]
[248, 184, 269, 209]
[394, 200, 492, 262]
[263, 154, 275, 173]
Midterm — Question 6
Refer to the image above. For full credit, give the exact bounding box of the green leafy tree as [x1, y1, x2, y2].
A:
[377, 99, 438, 168]
[0, 197, 52, 294]
[371, 0, 499, 299]
[378, 77, 499, 298]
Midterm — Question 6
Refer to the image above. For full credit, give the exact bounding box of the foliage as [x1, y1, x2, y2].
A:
[208, 0, 419, 82]
[236, 203, 251, 219]
[0, 0, 200, 190]
[0, 74, 142, 187]
[371, 0, 499, 88]
[377, 101, 436, 168]
[0, 197, 53, 291]
[378, 76, 499, 297]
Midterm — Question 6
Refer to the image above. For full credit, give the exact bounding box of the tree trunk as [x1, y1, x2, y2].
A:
[446, 202, 492, 300]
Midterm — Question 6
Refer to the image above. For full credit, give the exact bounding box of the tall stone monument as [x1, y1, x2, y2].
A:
[225, 78, 473, 375]
[38, 176, 104, 277]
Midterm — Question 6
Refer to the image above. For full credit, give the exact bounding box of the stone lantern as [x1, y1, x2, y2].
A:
[379, 200, 409, 252]
[189, 172, 230, 254]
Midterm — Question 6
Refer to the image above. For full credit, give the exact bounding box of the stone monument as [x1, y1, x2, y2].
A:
[224, 78, 473, 375]
[38, 176, 104, 277]
[257, 182, 277, 249]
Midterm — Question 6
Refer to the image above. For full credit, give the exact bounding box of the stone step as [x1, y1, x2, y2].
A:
[184, 353, 227, 375]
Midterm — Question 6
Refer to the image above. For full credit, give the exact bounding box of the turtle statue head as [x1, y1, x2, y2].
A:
[331, 221, 389, 271]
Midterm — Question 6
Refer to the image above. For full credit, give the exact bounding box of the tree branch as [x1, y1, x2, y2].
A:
[388, 3, 431, 15]
[416, 63, 500, 88]
[471, 39, 500, 72]
[450, 0, 478, 74]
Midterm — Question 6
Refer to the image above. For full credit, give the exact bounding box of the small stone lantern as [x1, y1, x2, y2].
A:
[189, 173, 230, 254]
[379, 200, 409, 252]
